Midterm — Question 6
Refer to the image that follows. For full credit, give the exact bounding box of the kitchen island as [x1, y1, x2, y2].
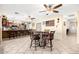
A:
[2, 30, 30, 40]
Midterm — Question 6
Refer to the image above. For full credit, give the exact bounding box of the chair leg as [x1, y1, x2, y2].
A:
[50, 40, 52, 51]
[30, 38, 40, 51]
[9, 36, 11, 40]
[35, 40, 37, 50]
[43, 39, 46, 49]
[38, 40, 40, 47]
[30, 39, 33, 48]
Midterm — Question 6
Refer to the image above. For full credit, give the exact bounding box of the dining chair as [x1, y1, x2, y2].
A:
[42, 31, 55, 51]
[30, 31, 40, 50]
[42, 32, 49, 48]
[49, 32, 55, 51]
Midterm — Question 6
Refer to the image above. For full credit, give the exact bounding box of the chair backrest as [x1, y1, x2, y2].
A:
[49, 31, 55, 40]
[29, 30, 34, 39]
[30, 31, 40, 40]
[50, 31, 55, 34]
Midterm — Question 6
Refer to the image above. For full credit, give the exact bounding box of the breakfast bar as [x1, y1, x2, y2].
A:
[2, 30, 30, 40]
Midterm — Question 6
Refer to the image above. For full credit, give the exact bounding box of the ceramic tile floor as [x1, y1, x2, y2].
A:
[0, 34, 79, 54]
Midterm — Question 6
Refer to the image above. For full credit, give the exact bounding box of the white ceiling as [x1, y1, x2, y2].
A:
[0, 4, 79, 21]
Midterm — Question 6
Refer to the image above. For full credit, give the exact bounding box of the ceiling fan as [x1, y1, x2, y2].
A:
[28, 16, 36, 20]
[39, 4, 62, 15]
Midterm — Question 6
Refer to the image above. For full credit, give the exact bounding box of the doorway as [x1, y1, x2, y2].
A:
[36, 23, 42, 31]
[67, 18, 77, 36]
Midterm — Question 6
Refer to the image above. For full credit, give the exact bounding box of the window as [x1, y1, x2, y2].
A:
[46, 20, 55, 26]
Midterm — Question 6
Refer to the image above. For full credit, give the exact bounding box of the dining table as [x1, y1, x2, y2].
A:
[34, 31, 55, 47]
[30, 30, 55, 51]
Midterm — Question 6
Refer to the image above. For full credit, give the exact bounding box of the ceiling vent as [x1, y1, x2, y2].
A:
[68, 14, 75, 17]
[14, 12, 19, 14]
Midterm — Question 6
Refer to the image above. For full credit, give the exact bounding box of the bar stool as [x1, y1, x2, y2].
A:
[8, 31, 15, 39]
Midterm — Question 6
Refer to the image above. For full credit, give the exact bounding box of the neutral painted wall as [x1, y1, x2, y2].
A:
[34, 14, 65, 40]
[0, 14, 2, 44]
[76, 11, 79, 44]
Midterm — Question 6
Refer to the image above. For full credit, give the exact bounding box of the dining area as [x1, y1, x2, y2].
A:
[1, 4, 63, 53]
[2, 29, 56, 51]
[29, 30, 55, 51]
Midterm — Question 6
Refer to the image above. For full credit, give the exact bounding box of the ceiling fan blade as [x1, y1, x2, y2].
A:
[44, 4, 48, 8]
[53, 4, 62, 9]
[31, 18, 36, 20]
[49, 4, 52, 8]
[53, 10, 59, 13]
[39, 11, 46, 12]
